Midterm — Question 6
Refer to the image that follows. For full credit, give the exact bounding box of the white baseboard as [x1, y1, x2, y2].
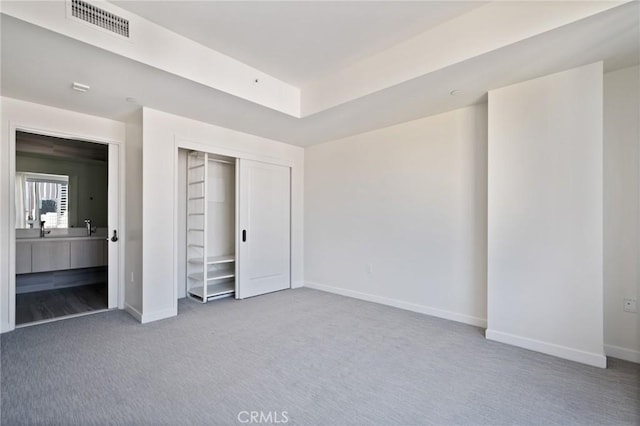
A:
[486, 329, 607, 368]
[124, 303, 142, 322]
[291, 280, 304, 289]
[141, 307, 177, 324]
[605, 344, 640, 364]
[304, 281, 487, 328]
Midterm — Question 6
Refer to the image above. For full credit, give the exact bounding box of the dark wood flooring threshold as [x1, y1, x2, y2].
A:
[16, 283, 108, 325]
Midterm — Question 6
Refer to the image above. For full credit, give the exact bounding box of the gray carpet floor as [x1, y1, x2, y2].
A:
[1, 288, 638, 425]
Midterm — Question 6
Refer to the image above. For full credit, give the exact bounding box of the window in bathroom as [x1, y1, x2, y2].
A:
[16, 172, 69, 229]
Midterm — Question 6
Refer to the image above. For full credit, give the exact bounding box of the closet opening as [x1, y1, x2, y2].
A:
[181, 149, 237, 303]
[177, 147, 292, 306]
[14, 131, 111, 326]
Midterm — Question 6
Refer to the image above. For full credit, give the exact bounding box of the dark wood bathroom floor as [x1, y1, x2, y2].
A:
[16, 284, 108, 325]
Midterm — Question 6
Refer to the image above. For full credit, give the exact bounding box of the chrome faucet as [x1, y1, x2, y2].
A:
[84, 219, 96, 236]
[40, 220, 50, 238]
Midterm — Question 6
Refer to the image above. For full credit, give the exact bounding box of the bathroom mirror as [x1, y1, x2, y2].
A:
[16, 171, 72, 229]
[15, 131, 108, 229]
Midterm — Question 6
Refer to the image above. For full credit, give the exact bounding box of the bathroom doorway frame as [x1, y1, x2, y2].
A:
[7, 123, 125, 331]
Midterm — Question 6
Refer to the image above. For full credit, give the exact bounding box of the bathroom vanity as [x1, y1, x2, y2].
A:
[15, 227, 109, 296]
[16, 235, 107, 274]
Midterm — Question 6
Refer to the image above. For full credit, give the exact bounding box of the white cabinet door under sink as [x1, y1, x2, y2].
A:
[15, 242, 32, 274]
[70, 240, 105, 269]
[237, 159, 290, 299]
[31, 241, 70, 273]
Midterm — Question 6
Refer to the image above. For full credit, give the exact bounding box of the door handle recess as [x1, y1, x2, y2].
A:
[242, 230, 246, 242]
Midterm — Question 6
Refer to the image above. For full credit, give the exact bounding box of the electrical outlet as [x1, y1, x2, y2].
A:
[623, 298, 637, 313]
[366, 263, 373, 275]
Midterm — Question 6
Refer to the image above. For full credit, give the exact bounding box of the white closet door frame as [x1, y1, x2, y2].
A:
[173, 138, 294, 307]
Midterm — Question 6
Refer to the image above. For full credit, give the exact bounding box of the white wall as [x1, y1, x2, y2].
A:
[604, 65, 640, 363]
[486, 62, 605, 367]
[141, 108, 304, 323]
[206, 160, 236, 258]
[305, 104, 488, 327]
[124, 110, 143, 319]
[0, 97, 125, 332]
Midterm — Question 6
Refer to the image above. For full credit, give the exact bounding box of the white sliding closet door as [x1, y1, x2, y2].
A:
[238, 159, 290, 299]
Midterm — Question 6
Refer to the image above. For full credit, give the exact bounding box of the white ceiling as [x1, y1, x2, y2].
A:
[1, 2, 638, 146]
[112, 1, 485, 86]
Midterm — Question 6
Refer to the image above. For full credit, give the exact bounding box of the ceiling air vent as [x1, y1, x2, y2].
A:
[71, 0, 129, 38]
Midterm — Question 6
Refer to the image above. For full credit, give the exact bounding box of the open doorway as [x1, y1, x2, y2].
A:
[14, 131, 110, 325]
